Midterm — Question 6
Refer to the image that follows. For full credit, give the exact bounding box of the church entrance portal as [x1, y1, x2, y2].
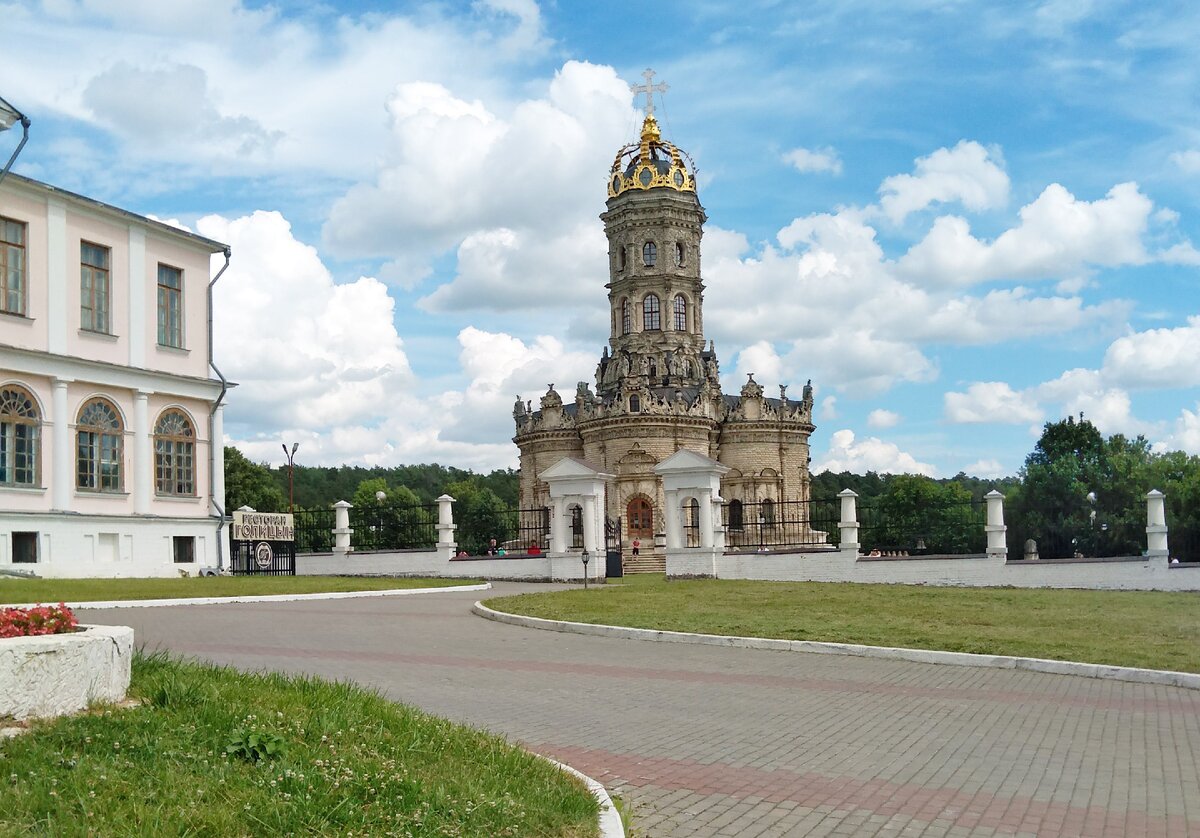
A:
[627, 498, 653, 540]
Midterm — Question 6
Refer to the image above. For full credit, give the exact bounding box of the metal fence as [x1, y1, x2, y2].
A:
[720, 498, 840, 551]
[858, 498, 986, 555]
[1171, 524, 1199, 563]
[294, 507, 335, 553]
[455, 505, 551, 556]
[229, 539, 295, 575]
[349, 502, 439, 551]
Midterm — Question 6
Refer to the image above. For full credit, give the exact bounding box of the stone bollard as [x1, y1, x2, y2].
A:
[1145, 489, 1169, 558]
[332, 500, 352, 557]
[1024, 538, 1039, 561]
[985, 489, 1008, 558]
[838, 489, 859, 552]
[436, 494, 457, 560]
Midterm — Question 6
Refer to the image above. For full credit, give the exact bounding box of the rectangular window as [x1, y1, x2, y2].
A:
[1, 216, 27, 316]
[81, 241, 111, 333]
[13, 531, 38, 563]
[0, 420, 39, 486]
[157, 263, 183, 348]
[173, 535, 195, 564]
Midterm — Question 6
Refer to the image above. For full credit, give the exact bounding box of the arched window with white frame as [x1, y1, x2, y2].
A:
[0, 385, 39, 487]
[77, 398, 123, 492]
[155, 409, 196, 496]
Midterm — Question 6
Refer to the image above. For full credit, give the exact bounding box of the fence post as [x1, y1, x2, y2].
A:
[332, 500, 352, 557]
[838, 489, 859, 553]
[985, 489, 1007, 558]
[663, 487, 682, 550]
[1146, 489, 1169, 558]
[436, 494, 457, 559]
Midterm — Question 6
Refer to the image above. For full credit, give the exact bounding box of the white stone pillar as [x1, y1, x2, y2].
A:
[711, 495, 727, 552]
[838, 489, 859, 552]
[663, 488, 682, 549]
[698, 488, 714, 549]
[332, 500, 353, 557]
[985, 489, 1007, 557]
[549, 499, 567, 554]
[51, 378, 72, 511]
[211, 403, 225, 514]
[133, 390, 152, 514]
[436, 494, 457, 559]
[582, 494, 599, 554]
[1146, 489, 1168, 558]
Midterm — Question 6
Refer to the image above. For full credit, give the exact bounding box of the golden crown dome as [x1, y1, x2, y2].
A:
[607, 113, 697, 199]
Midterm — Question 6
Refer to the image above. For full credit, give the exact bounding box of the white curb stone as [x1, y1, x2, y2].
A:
[472, 601, 1200, 691]
[9, 582, 491, 611]
[541, 756, 625, 838]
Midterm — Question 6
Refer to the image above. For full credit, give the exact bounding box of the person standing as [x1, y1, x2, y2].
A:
[632, 537, 641, 556]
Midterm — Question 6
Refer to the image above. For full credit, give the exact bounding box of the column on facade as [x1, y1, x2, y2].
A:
[662, 487, 682, 549]
[582, 494, 599, 554]
[133, 391, 152, 514]
[697, 488, 714, 549]
[548, 499, 567, 553]
[51, 378, 72, 510]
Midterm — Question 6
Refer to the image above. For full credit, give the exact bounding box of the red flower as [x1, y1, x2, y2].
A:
[0, 603, 79, 639]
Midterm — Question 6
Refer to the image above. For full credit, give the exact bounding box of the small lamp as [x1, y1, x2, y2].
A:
[581, 548, 591, 589]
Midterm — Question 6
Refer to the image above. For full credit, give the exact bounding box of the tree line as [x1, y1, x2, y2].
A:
[224, 415, 1200, 560]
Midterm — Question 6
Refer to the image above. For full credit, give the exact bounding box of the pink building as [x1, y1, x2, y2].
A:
[1, 173, 231, 577]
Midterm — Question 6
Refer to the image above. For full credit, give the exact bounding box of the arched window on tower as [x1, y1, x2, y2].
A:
[675, 241, 685, 267]
[619, 246, 627, 271]
[621, 298, 631, 335]
[629, 395, 641, 413]
[642, 241, 657, 267]
[673, 294, 687, 331]
[643, 294, 661, 330]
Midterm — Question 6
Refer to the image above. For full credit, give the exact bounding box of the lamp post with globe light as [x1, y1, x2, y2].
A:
[282, 443, 299, 513]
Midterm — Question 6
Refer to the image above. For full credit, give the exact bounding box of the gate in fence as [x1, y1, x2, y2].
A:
[229, 510, 296, 576]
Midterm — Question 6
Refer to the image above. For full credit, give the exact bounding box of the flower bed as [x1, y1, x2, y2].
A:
[1, 602, 79, 638]
[1, 609, 133, 721]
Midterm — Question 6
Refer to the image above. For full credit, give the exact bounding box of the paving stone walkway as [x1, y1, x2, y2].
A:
[81, 583, 1200, 837]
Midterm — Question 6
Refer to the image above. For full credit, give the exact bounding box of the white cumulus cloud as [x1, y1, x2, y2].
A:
[878, 140, 1009, 224]
[866, 409, 901, 429]
[944, 382, 1043, 424]
[783, 146, 842, 175]
[814, 429, 936, 476]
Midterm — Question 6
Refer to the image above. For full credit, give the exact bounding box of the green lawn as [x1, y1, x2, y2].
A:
[0, 576, 480, 605]
[0, 653, 598, 837]
[488, 574, 1200, 673]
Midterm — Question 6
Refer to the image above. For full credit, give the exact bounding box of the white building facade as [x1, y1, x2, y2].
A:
[1, 173, 230, 577]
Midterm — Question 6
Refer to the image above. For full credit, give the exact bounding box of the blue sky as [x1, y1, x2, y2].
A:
[3, 0, 1199, 476]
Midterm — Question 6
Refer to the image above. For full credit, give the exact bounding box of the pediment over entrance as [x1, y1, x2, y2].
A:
[541, 456, 613, 481]
[655, 448, 729, 476]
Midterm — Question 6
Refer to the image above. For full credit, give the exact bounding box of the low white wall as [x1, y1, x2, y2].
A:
[0, 512, 219, 578]
[694, 547, 1200, 591]
[0, 624, 134, 721]
[296, 549, 605, 583]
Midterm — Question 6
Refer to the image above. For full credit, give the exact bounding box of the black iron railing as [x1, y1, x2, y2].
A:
[858, 499, 986, 555]
[293, 507, 335, 553]
[455, 506, 550, 556]
[349, 502, 439, 551]
[721, 498, 839, 551]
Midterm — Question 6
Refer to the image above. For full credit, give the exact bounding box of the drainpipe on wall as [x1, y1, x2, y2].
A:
[208, 247, 232, 571]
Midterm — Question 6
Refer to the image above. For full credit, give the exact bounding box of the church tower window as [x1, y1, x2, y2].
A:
[643, 241, 657, 266]
[621, 298, 631, 334]
[619, 246, 627, 270]
[673, 294, 687, 331]
[643, 294, 661, 330]
[675, 242, 685, 267]
[629, 395, 641, 413]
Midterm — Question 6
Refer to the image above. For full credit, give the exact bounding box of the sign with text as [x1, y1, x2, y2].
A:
[232, 511, 294, 542]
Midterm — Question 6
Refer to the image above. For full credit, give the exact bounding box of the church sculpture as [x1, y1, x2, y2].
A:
[513, 72, 817, 569]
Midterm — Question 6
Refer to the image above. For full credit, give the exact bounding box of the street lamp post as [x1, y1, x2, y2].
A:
[282, 442, 299, 513]
[581, 548, 591, 589]
[0, 95, 30, 188]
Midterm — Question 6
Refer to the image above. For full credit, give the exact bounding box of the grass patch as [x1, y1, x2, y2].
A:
[489, 574, 1200, 673]
[0, 652, 598, 837]
[0, 576, 480, 605]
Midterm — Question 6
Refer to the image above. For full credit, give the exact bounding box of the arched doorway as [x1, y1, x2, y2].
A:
[627, 497, 653, 541]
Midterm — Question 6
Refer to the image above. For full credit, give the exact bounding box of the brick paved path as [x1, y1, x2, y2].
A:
[82, 584, 1200, 837]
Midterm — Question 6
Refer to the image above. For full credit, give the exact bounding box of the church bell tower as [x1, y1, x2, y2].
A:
[596, 71, 710, 400]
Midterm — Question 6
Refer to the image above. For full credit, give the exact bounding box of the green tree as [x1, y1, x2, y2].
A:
[446, 479, 511, 554]
[865, 474, 981, 554]
[223, 447, 286, 512]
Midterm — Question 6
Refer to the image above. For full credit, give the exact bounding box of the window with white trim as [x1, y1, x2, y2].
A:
[154, 409, 195, 496]
[0, 385, 39, 487]
[157, 263, 183, 348]
[76, 398, 123, 492]
[1, 216, 26, 316]
[81, 241, 111, 333]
